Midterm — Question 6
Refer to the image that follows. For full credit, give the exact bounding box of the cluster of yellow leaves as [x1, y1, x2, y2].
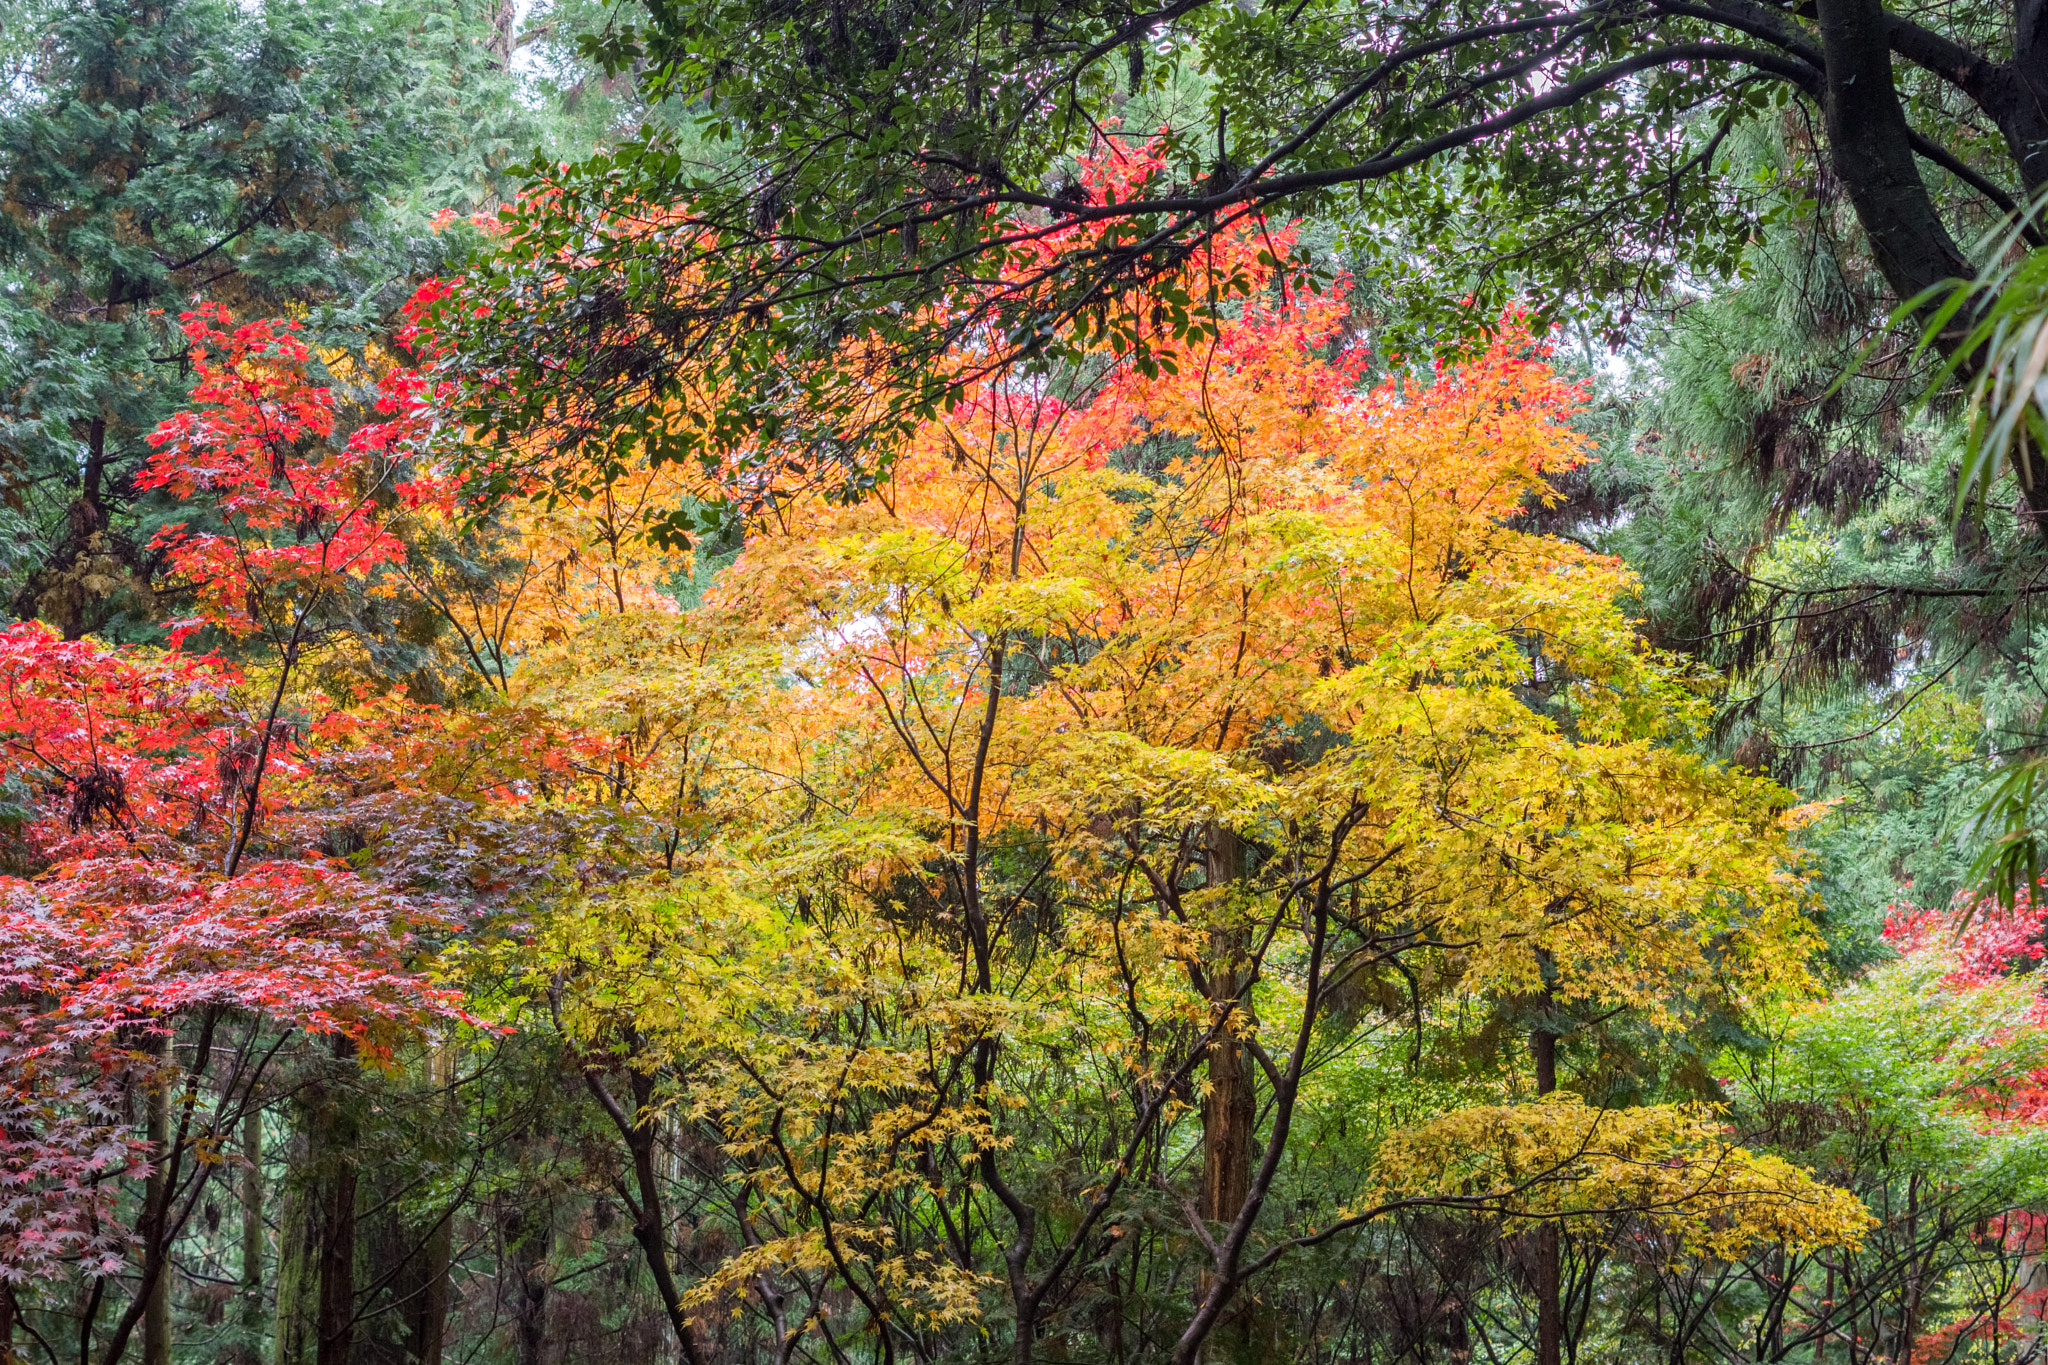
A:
[523, 874, 1013, 1327]
[694, 303, 1815, 1019]
[384, 453, 701, 695]
[1365, 1093, 1875, 1259]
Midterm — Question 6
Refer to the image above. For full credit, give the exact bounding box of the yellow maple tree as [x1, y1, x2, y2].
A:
[501, 218, 1857, 1365]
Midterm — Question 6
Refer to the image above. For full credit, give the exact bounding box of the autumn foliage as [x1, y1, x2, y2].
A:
[0, 299, 476, 1305]
[491, 201, 1860, 1365]
[3, 163, 2009, 1365]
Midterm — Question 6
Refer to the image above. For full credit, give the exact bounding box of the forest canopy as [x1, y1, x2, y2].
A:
[7, 3, 2048, 1365]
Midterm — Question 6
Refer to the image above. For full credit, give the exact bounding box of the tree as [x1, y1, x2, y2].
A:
[0, 290, 544, 1365]
[448, 0, 2048, 535]
[1588, 887, 2048, 1364]
[499, 211, 1860, 1365]
[0, 623, 470, 1365]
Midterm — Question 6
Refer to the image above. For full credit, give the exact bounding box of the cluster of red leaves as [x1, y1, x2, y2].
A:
[1905, 1279, 2048, 1365]
[1883, 890, 2048, 1140]
[0, 860, 465, 1281]
[0, 1050, 138, 1281]
[0, 624, 469, 1282]
[0, 858, 464, 1052]
[0, 624, 238, 862]
[1882, 891, 2048, 990]
[136, 303, 455, 642]
[1870, 887, 2048, 1356]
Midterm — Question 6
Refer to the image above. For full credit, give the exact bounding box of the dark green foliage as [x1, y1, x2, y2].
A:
[0, 0, 531, 640]
[1538, 118, 2048, 949]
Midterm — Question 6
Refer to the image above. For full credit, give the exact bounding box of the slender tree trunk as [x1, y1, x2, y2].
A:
[1200, 828, 1253, 1235]
[272, 1124, 317, 1365]
[1532, 1022, 1561, 1365]
[2011, 5, 2048, 194]
[1199, 826, 1257, 1363]
[314, 1039, 358, 1365]
[1896, 1176, 1922, 1363]
[409, 1041, 458, 1365]
[276, 1040, 359, 1365]
[485, 0, 517, 68]
[1816, 1263, 1833, 1365]
[313, 1155, 357, 1365]
[143, 1033, 173, 1365]
[80, 415, 109, 541]
[78, 263, 121, 558]
[1767, 1248, 1788, 1360]
[411, 1215, 453, 1365]
[44, 263, 122, 640]
[501, 1197, 550, 1365]
[582, 1066, 707, 1365]
[239, 1107, 265, 1365]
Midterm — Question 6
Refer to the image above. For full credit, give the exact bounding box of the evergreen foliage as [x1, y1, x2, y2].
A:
[0, 0, 534, 640]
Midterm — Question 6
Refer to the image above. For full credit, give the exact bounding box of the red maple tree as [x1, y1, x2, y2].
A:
[0, 298, 473, 1345]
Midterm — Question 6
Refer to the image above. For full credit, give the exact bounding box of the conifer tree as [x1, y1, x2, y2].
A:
[0, 0, 521, 639]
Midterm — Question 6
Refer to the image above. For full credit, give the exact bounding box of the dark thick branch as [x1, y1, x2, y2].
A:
[1882, 10, 2001, 103]
[1651, 0, 1824, 68]
[1909, 131, 2039, 243]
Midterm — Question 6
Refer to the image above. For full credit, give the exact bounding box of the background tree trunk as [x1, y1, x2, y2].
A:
[314, 1039, 359, 1365]
[238, 1107, 266, 1365]
[411, 1214, 454, 1365]
[275, 1039, 360, 1365]
[1200, 829, 1252, 1233]
[407, 1040, 461, 1365]
[143, 1033, 173, 1365]
[501, 1195, 551, 1365]
[272, 1122, 318, 1365]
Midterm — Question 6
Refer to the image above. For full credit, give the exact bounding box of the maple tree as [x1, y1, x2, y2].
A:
[489, 194, 1866, 1365]
[0, 259, 770, 1362]
[0, 302, 503, 1365]
[0, 624, 473, 1363]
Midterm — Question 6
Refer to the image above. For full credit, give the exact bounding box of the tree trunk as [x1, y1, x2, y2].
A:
[1200, 831, 1252, 1234]
[501, 1197, 551, 1365]
[485, 0, 517, 67]
[583, 1065, 708, 1365]
[274, 1040, 359, 1365]
[1819, 1, 1969, 300]
[2004, 4, 2048, 195]
[411, 1214, 453, 1365]
[238, 1107, 266, 1365]
[143, 1034, 173, 1365]
[273, 1124, 318, 1365]
[314, 1065, 358, 1365]
[1817, 0, 2048, 514]
[1199, 826, 1257, 1362]
[1896, 1176, 1923, 1363]
[1816, 1263, 1833, 1365]
[409, 1041, 458, 1365]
